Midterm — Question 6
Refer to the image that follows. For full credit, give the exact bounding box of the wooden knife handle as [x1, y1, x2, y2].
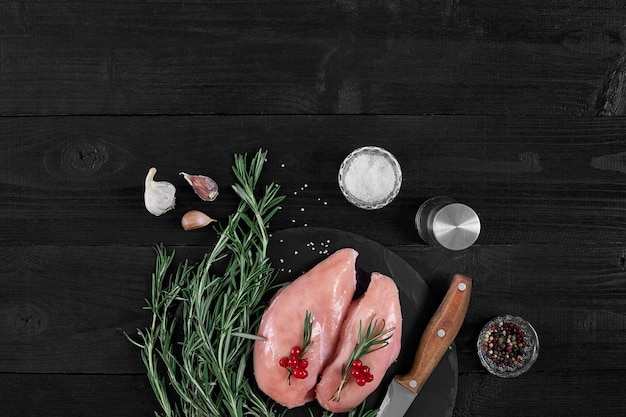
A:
[395, 274, 472, 394]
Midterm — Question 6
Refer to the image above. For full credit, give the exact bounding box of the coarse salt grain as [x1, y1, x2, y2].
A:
[343, 153, 396, 202]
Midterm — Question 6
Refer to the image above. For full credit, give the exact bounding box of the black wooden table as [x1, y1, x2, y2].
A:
[2, 2, 626, 416]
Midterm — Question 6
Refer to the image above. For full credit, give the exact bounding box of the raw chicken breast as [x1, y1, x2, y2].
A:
[315, 272, 402, 413]
[253, 248, 358, 409]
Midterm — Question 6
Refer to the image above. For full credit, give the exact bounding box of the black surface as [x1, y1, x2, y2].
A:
[4, 1, 626, 416]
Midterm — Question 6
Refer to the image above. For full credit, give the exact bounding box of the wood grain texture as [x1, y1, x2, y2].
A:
[454, 371, 626, 417]
[0, 374, 159, 417]
[393, 244, 626, 373]
[1, 244, 624, 376]
[1, 0, 625, 115]
[3, 1, 626, 416]
[0, 246, 155, 373]
[3, 116, 626, 246]
[1, 371, 625, 417]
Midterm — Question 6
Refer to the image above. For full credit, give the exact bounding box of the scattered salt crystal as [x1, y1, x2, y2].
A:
[294, 250, 298, 255]
[281, 163, 285, 168]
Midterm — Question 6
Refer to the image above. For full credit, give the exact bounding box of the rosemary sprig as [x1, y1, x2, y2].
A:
[301, 310, 314, 357]
[128, 149, 285, 417]
[330, 318, 395, 403]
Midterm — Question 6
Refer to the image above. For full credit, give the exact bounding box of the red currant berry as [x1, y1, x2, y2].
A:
[355, 377, 367, 386]
[293, 368, 308, 379]
[279, 357, 289, 368]
[291, 346, 302, 357]
[351, 359, 362, 368]
[287, 357, 298, 368]
[365, 373, 374, 382]
[350, 368, 361, 378]
[298, 359, 308, 369]
[360, 365, 370, 375]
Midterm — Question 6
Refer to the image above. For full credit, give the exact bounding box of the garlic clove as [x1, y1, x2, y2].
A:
[181, 210, 216, 231]
[144, 167, 176, 216]
[179, 172, 219, 201]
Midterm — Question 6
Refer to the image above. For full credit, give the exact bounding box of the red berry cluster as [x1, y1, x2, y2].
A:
[350, 359, 374, 386]
[279, 346, 309, 380]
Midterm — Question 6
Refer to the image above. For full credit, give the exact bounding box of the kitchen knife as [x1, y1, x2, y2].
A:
[376, 274, 472, 417]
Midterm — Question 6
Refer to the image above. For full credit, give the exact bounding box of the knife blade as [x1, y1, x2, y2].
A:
[376, 274, 472, 417]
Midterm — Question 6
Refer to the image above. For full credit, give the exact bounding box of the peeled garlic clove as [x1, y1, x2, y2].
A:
[181, 210, 216, 231]
[179, 172, 219, 201]
[144, 167, 176, 216]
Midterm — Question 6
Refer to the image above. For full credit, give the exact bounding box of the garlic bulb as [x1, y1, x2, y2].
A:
[181, 210, 216, 231]
[180, 172, 219, 201]
[144, 167, 176, 216]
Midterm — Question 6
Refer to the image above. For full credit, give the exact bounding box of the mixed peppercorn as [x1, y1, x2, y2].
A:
[481, 320, 527, 368]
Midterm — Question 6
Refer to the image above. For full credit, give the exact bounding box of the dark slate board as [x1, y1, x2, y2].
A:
[266, 227, 457, 417]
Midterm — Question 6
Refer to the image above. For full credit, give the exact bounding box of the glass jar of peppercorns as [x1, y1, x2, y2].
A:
[477, 315, 539, 378]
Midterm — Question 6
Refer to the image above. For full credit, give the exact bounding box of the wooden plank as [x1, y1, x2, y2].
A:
[0, 367, 624, 416]
[1, 1, 625, 115]
[0, 374, 159, 417]
[455, 370, 626, 416]
[1, 244, 624, 374]
[0, 245, 155, 373]
[3, 115, 626, 246]
[393, 244, 626, 374]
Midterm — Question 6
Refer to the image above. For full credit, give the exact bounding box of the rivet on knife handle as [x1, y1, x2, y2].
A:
[395, 274, 472, 394]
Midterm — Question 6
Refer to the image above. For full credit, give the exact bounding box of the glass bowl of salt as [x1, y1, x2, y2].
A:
[338, 146, 402, 210]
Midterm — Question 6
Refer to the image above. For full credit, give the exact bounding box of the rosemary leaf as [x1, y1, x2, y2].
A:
[231, 332, 267, 341]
